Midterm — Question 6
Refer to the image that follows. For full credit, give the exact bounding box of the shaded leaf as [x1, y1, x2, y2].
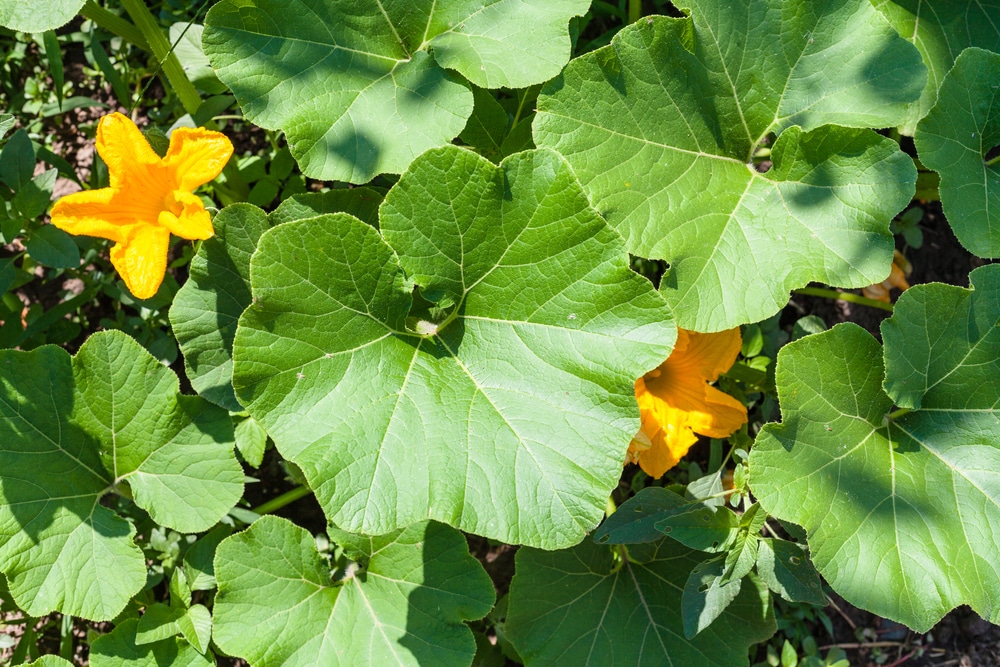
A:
[914, 47, 1000, 257]
[507, 537, 774, 665]
[90, 619, 213, 667]
[755, 539, 826, 606]
[750, 265, 1000, 631]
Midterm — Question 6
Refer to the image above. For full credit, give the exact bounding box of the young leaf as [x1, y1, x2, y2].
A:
[594, 486, 688, 545]
[755, 539, 826, 606]
[506, 538, 775, 665]
[212, 516, 495, 667]
[90, 618, 212, 667]
[656, 505, 740, 553]
[0, 331, 242, 621]
[535, 1, 924, 331]
[232, 147, 676, 548]
[914, 47, 1000, 258]
[25, 657, 74, 667]
[0, 129, 35, 192]
[873, 0, 1000, 134]
[682, 556, 744, 639]
[750, 265, 1000, 632]
[26, 225, 79, 269]
[203, 0, 588, 183]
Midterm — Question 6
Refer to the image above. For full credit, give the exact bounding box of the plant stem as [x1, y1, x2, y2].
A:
[118, 0, 202, 115]
[792, 286, 894, 312]
[628, 0, 643, 23]
[80, 1, 149, 50]
[887, 408, 911, 420]
[606, 495, 617, 516]
[251, 485, 313, 515]
[986, 153, 1000, 168]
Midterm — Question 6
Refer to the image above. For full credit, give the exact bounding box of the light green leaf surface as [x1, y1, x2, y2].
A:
[0, 0, 84, 32]
[232, 147, 676, 548]
[534, 1, 923, 330]
[172, 194, 385, 412]
[171, 204, 269, 411]
[25, 658, 74, 667]
[873, 0, 1000, 134]
[0, 331, 242, 620]
[914, 47, 1000, 257]
[506, 537, 775, 666]
[751, 265, 1000, 631]
[213, 516, 494, 667]
[90, 619, 213, 667]
[203, 0, 587, 183]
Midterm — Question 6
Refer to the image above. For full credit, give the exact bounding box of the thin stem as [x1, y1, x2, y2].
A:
[986, 153, 1000, 168]
[628, 0, 642, 23]
[606, 494, 617, 516]
[80, 1, 148, 50]
[251, 485, 313, 515]
[887, 408, 912, 420]
[793, 286, 894, 312]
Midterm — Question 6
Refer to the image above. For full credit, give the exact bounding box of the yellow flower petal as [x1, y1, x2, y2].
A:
[50, 188, 137, 244]
[110, 225, 170, 300]
[96, 113, 162, 189]
[49, 113, 231, 299]
[165, 126, 233, 191]
[158, 191, 214, 240]
[630, 328, 748, 478]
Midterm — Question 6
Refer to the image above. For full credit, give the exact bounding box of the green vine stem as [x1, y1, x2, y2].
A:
[79, 1, 148, 50]
[118, 0, 202, 114]
[886, 408, 912, 420]
[986, 152, 1000, 168]
[251, 485, 314, 515]
[792, 286, 894, 312]
[628, 0, 643, 24]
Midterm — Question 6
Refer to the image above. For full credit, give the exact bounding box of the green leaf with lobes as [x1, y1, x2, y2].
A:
[506, 537, 775, 666]
[232, 146, 677, 549]
[171, 191, 385, 412]
[872, 0, 1000, 134]
[212, 516, 495, 667]
[0, 331, 242, 621]
[914, 47, 1000, 258]
[750, 264, 1000, 632]
[534, 0, 924, 331]
[203, 0, 589, 183]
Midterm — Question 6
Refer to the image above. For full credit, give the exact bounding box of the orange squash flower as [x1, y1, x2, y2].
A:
[862, 250, 912, 303]
[50, 113, 233, 299]
[627, 328, 748, 478]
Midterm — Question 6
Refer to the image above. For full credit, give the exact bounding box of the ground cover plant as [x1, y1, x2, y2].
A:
[0, 0, 997, 665]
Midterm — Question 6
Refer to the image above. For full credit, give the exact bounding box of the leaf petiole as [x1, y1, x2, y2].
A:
[792, 287, 894, 312]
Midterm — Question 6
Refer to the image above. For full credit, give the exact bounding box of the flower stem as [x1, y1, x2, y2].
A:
[251, 485, 313, 515]
[118, 0, 202, 115]
[792, 287, 894, 312]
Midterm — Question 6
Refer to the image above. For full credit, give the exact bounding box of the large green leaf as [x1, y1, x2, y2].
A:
[914, 47, 1000, 258]
[0, 0, 84, 32]
[750, 264, 1000, 632]
[212, 516, 494, 666]
[873, 0, 1000, 134]
[203, 0, 588, 183]
[506, 537, 775, 666]
[232, 147, 676, 548]
[0, 331, 242, 621]
[534, 1, 923, 331]
[90, 619, 213, 667]
[172, 192, 386, 412]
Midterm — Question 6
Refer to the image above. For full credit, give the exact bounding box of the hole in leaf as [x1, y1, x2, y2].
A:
[702, 512, 712, 522]
[634, 505, 644, 512]
[986, 143, 1000, 164]
[598, 534, 610, 543]
[711, 541, 719, 549]
[661, 526, 673, 534]
[699, 584, 711, 592]
[789, 556, 801, 565]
